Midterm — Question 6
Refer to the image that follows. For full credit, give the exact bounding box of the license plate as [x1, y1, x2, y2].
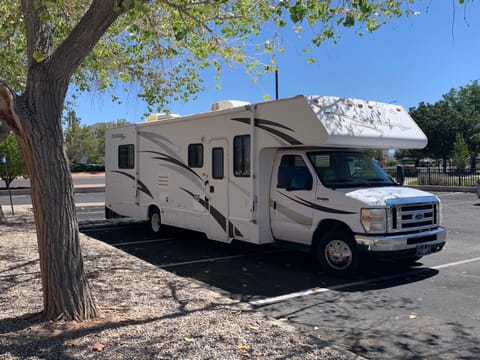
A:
[416, 244, 432, 256]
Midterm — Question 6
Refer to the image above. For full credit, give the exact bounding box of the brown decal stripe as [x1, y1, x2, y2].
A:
[142, 150, 202, 180]
[112, 171, 154, 199]
[231, 117, 303, 146]
[279, 191, 356, 215]
[180, 188, 243, 238]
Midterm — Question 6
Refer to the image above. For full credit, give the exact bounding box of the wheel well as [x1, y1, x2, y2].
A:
[148, 205, 160, 218]
[311, 219, 354, 254]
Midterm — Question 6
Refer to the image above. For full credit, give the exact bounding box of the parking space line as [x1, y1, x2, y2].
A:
[432, 256, 480, 270]
[160, 249, 286, 269]
[110, 238, 176, 246]
[250, 256, 480, 307]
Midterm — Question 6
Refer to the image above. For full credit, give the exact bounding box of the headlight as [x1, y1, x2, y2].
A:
[361, 208, 387, 233]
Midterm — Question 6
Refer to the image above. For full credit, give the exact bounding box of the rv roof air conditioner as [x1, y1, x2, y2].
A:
[210, 100, 250, 111]
[146, 113, 181, 122]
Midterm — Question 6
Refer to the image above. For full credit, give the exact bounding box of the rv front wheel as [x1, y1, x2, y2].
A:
[317, 231, 361, 276]
[149, 208, 162, 234]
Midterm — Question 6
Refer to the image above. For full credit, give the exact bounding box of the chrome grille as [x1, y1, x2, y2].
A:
[388, 198, 439, 233]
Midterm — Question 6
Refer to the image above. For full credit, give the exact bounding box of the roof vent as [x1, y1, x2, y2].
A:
[210, 100, 250, 111]
[145, 113, 180, 122]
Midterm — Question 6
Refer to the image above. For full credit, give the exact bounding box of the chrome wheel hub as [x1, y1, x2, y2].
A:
[325, 240, 353, 270]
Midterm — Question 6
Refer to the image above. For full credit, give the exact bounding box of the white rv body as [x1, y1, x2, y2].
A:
[105, 95, 446, 275]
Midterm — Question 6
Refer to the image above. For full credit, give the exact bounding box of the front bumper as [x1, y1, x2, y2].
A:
[355, 227, 446, 255]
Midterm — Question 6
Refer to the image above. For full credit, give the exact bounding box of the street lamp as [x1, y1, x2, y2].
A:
[0, 156, 14, 215]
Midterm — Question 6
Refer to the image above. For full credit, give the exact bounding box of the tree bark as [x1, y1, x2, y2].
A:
[2, 72, 98, 320]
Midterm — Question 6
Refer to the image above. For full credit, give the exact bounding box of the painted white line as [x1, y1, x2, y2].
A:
[110, 238, 176, 246]
[160, 249, 286, 269]
[76, 202, 104, 207]
[78, 211, 105, 215]
[250, 256, 480, 307]
[431, 256, 480, 270]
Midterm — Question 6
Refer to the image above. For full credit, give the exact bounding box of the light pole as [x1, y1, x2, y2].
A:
[0, 156, 14, 215]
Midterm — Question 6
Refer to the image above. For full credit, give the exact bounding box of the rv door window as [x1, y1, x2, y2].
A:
[188, 143, 204, 168]
[233, 135, 250, 177]
[212, 147, 224, 179]
[118, 144, 134, 169]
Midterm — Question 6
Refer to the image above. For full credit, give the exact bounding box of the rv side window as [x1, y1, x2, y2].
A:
[118, 144, 135, 169]
[233, 135, 250, 177]
[212, 147, 224, 179]
[188, 143, 204, 168]
[277, 155, 313, 191]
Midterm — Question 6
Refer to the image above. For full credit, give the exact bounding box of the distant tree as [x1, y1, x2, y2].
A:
[0, 133, 28, 188]
[64, 110, 94, 164]
[0, 121, 8, 142]
[395, 148, 425, 167]
[442, 81, 480, 170]
[91, 118, 128, 163]
[413, 101, 456, 169]
[451, 133, 469, 170]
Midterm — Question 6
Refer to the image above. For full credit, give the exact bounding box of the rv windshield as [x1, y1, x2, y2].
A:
[307, 150, 396, 189]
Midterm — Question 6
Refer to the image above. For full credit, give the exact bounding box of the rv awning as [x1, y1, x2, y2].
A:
[304, 96, 427, 149]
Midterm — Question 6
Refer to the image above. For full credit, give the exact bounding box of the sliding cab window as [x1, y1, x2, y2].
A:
[277, 155, 313, 191]
[188, 143, 204, 168]
[233, 135, 250, 177]
[118, 144, 135, 169]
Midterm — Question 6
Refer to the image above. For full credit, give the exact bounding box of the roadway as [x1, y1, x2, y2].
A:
[2, 184, 479, 359]
[0, 174, 105, 221]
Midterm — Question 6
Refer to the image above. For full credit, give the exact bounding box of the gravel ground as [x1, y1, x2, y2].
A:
[0, 206, 362, 360]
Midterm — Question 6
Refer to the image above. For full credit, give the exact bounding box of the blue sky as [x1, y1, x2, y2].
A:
[70, 1, 480, 125]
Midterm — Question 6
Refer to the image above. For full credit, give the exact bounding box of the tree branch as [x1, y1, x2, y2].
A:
[0, 82, 24, 137]
[50, 0, 147, 82]
[21, 0, 54, 68]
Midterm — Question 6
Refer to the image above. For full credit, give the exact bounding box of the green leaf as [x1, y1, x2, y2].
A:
[343, 12, 355, 27]
[289, 4, 307, 23]
[32, 51, 46, 63]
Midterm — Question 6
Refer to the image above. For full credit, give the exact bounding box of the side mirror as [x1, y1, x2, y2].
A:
[396, 165, 405, 185]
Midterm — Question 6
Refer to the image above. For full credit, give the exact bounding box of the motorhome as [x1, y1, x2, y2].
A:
[105, 95, 446, 275]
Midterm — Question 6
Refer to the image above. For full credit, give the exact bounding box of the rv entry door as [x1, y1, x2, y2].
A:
[207, 139, 229, 242]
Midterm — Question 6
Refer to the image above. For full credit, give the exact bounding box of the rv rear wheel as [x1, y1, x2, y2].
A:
[317, 231, 362, 276]
[149, 208, 162, 235]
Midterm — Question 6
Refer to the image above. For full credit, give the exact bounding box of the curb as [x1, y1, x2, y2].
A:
[0, 186, 105, 196]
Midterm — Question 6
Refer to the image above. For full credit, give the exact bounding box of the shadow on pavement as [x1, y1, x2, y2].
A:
[81, 222, 439, 302]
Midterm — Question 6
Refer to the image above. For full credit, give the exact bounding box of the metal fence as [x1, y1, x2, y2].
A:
[404, 167, 480, 187]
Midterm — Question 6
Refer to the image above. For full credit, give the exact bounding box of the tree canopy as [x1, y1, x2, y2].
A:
[406, 80, 480, 169]
[1, 0, 417, 113]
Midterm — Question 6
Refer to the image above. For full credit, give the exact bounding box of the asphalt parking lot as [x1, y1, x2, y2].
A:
[81, 191, 480, 359]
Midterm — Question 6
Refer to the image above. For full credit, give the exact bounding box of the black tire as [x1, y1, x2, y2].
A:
[148, 207, 163, 235]
[316, 231, 362, 276]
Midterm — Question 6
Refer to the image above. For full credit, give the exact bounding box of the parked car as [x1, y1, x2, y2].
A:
[477, 179, 480, 198]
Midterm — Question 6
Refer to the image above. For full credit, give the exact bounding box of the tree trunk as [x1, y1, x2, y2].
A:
[2, 74, 98, 320]
[0, 205, 5, 223]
